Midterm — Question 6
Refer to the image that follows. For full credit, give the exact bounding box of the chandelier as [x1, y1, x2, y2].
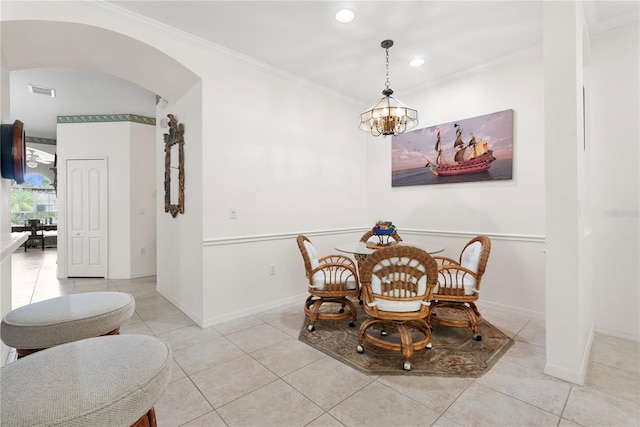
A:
[359, 40, 418, 137]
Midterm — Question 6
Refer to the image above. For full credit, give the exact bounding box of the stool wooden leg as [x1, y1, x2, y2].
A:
[130, 407, 157, 427]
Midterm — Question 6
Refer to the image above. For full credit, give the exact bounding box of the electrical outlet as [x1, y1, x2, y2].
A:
[269, 264, 276, 275]
[230, 208, 238, 219]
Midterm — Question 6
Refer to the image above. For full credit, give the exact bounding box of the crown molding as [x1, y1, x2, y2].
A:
[25, 136, 56, 146]
[76, 0, 362, 107]
[57, 114, 156, 125]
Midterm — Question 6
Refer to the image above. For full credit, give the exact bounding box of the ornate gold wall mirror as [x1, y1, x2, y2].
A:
[164, 114, 185, 217]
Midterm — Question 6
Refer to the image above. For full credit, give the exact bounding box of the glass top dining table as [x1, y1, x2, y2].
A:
[335, 241, 444, 260]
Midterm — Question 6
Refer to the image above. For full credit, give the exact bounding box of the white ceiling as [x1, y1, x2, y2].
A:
[8, 0, 639, 141]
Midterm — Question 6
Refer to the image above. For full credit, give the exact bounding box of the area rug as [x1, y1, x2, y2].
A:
[298, 303, 514, 376]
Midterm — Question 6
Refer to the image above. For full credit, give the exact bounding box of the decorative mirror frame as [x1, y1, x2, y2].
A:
[163, 114, 185, 217]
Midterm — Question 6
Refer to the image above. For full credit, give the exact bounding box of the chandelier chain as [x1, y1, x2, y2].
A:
[385, 47, 390, 89]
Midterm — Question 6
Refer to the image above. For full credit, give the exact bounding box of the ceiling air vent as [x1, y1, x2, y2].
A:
[28, 84, 56, 98]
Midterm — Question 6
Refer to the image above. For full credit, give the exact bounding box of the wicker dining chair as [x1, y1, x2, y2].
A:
[296, 235, 360, 332]
[356, 245, 438, 371]
[359, 229, 403, 244]
[356, 229, 404, 305]
[429, 235, 491, 341]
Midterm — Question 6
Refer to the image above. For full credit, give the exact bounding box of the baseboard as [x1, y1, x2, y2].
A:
[544, 362, 587, 385]
[200, 293, 308, 328]
[594, 326, 640, 342]
[129, 271, 157, 279]
[544, 324, 595, 385]
[478, 299, 546, 321]
[155, 287, 204, 327]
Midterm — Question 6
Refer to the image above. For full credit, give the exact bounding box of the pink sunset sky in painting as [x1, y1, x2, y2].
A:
[391, 109, 513, 172]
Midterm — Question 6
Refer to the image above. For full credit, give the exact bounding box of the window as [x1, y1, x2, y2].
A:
[11, 174, 57, 225]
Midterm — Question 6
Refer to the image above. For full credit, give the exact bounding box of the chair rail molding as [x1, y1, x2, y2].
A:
[203, 228, 364, 246]
[203, 228, 545, 246]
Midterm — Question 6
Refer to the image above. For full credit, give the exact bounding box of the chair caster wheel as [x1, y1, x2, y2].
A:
[403, 361, 411, 371]
[357, 345, 364, 353]
[348, 322, 355, 328]
[473, 334, 482, 341]
[381, 330, 388, 336]
[307, 324, 315, 332]
[339, 308, 345, 313]
[426, 342, 432, 349]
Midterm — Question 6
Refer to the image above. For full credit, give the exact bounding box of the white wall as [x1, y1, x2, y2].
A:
[372, 50, 545, 235]
[155, 83, 204, 325]
[130, 122, 156, 278]
[196, 57, 368, 325]
[590, 22, 639, 340]
[543, 1, 593, 384]
[57, 120, 155, 279]
[366, 49, 547, 315]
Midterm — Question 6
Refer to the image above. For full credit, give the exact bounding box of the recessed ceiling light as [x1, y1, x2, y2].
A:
[409, 58, 425, 67]
[335, 9, 355, 23]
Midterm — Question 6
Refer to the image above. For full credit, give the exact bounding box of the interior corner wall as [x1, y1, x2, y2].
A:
[543, 0, 593, 384]
[590, 21, 640, 341]
[155, 82, 203, 326]
[130, 122, 157, 278]
[57, 121, 136, 279]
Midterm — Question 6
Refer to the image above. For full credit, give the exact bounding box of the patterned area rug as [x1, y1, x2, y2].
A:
[298, 303, 514, 376]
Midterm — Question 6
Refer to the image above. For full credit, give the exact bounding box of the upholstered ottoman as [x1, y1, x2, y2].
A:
[1, 334, 172, 426]
[1, 291, 135, 358]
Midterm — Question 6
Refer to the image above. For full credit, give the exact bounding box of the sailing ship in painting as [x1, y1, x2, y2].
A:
[425, 123, 496, 176]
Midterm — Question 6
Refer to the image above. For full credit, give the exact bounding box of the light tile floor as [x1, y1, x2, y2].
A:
[6, 248, 640, 427]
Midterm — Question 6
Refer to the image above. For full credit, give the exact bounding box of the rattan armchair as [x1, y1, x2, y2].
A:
[359, 229, 403, 244]
[356, 245, 438, 371]
[429, 235, 491, 341]
[296, 235, 359, 332]
[356, 229, 404, 305]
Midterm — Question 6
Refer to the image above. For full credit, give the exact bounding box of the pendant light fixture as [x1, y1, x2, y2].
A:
[359, 40, 418, 137]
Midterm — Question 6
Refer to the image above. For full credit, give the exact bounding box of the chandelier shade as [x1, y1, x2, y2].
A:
[359, 89, 418, 137]
[359, 40, 418, 137]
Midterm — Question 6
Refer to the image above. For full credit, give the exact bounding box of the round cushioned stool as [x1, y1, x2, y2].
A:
[1, 334, 172, 426]
[1, 291, 135, 358]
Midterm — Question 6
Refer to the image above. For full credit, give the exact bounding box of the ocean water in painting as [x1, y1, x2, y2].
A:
[392, 158, 512, 187]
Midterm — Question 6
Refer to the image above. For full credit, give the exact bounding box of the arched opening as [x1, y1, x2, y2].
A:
[2, 19, 202, 277]
[2, 20, 199, 102]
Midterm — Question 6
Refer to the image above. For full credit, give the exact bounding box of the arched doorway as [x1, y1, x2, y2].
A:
[1, 19, 201, 280]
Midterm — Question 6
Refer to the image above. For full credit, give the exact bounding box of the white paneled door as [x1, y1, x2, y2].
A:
[66, 159, 108, 277]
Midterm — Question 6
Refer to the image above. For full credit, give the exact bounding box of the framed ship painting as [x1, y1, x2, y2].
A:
[391, 109, 513, 187]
